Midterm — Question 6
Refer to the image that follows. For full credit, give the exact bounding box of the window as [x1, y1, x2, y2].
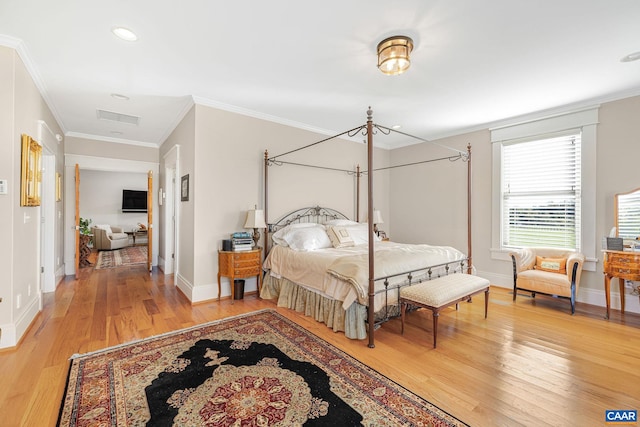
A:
[501, 132, 581, 250]
[490, 107, 598, 271]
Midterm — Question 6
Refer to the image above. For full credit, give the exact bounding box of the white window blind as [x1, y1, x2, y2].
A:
[502, 132, 581, 250]
[618, 191, 640, 240]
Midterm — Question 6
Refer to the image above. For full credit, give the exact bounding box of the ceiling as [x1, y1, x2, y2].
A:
[1, 0, 640, 149]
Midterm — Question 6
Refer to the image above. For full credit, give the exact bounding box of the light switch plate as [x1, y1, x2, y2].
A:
[0, 179, 7, 194]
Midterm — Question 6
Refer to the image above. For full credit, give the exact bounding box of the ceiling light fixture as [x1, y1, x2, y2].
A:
[111, 93, 130, 100]
[111, 26, 138, 42]
[620, 51, 640, 62]
[377, 35, 413, 75]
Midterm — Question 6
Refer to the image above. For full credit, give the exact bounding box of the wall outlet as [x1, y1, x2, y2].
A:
[16, 294, 21, 309]
[0, 179, 7, 194]
[28, 285, 31, 297]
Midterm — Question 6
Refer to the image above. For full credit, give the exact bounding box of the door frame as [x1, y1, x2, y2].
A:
[162, 145, 180, 281]
[64, 154, 159, 276]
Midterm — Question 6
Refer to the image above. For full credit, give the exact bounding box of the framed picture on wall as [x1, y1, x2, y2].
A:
[20, 134, 42, 207]
[181, 174, 189, 201]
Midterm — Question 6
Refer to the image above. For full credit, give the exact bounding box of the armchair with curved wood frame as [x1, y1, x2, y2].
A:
[509, 247, 585, 314]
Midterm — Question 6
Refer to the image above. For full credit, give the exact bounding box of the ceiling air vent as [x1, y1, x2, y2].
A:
[96, 109, 140, 125]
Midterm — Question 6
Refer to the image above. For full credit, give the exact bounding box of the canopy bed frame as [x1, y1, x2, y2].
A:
[262, 108, 472, 348]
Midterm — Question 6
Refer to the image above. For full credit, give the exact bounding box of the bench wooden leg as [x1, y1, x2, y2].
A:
[432, 311, 439, 348]
[484, 288, 489, 318]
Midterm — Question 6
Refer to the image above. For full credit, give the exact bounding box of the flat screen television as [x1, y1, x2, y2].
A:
[122, 189, 147, 212]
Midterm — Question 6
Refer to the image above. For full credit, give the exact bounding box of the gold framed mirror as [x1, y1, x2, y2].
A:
[20, 133, 42, 207]
[614, 187, 640, 242]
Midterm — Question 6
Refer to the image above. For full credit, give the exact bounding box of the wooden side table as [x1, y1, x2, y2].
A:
[218, 247, 262, 302]
[79, 234, 93, 268]
[603, 250, 640, 318]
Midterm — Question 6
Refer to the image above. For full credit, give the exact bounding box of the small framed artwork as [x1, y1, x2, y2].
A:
[181, 174, 189, 201]
[20, 134, 42, 207]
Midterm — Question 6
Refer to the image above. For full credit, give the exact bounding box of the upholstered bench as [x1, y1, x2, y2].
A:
[400, 273, 490, 348]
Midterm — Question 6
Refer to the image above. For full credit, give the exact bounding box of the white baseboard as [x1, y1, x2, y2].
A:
[0, 296, 40, 349]
[176, 273, 193, 301]
[476, 269, 640, 314]
[175, 273, 216, 303]
[55, 265, 65, 291]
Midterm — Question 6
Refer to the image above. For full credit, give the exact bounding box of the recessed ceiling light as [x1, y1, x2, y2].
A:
[392, 124, 402, 129]
[110, 131, 123, 135]
[111, 93, 130, 101]
[620, 51, 640, 62]
[111, 26, 138, 42]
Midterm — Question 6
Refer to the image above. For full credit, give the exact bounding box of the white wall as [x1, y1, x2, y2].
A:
[160, 103, 390, 302]
[80, 170, 149, 232]
[391, 96, 640, 315]
[0, 46, 65, 348]
[160, 106, 195, 297]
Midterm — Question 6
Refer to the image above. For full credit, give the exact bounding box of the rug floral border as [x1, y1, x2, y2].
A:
[58, 309, 468, 426]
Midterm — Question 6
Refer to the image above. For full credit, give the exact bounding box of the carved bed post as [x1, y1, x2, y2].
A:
[467, 144, 472, 274]
[367, 107, 375, 349]
[264, 150, 269, 252]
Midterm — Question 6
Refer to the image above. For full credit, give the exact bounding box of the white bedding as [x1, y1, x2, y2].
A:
[263, 241, 466, 311]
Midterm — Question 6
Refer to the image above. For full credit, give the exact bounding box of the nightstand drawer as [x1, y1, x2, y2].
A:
[232, 252, 260, 261]
[608, 253, 640, 265]
[234, 265, 261, 276]
[232, 257, 260, 267]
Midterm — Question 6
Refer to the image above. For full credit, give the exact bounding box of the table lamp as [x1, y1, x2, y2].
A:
[372, 210, 384, 236]
[244, 205, 267, 247]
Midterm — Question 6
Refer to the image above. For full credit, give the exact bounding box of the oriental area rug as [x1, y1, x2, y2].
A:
[95, 246, 147, 269]
[57, 309, 467, 426]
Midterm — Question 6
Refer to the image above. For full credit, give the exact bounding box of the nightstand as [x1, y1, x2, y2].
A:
[217, 247, 262, 302]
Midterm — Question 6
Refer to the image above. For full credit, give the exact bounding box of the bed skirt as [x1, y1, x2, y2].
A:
[261, 273, 368, 339]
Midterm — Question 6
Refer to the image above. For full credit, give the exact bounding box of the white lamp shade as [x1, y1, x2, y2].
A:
[244, 209, 267, 229]
[372, 210, 384, 225]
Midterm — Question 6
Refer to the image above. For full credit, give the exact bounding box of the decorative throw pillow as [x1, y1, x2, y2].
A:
[535, 256, 567, 274]
[343, 223, 380, 245]
[327, 226, 355, 248]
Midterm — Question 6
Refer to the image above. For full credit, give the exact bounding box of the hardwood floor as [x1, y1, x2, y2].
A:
[1, 261, 639, 426]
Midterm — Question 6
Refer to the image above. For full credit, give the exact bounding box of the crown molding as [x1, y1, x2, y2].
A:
[0, 34, 67, 135]
[192, 95, 359, 142]
[65, 132, 158, 148]
[157, 97, 195, 147]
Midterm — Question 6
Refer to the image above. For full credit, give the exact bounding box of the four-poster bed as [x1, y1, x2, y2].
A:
[261, 108, 473, 348]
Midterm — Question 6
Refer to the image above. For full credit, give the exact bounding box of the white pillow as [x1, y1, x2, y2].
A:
[324, 219, 359, 227]
[284, 227, 332, 251]
[327, 226, 355, 248]
[272, 223, 318, 247]
[342, 223, 380, 245]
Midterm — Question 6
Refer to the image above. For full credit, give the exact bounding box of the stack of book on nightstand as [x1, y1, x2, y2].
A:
[231, 232, 253, 251]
